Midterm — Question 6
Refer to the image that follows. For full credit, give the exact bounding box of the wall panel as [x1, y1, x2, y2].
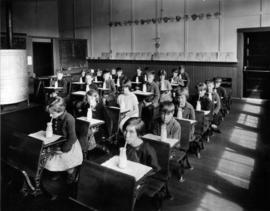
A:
[92, 0, 110, 58]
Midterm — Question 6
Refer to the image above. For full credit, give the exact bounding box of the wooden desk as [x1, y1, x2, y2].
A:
[131, 81, 142, 85]
[76, 160, 136, 211]
[133, 90, 153, 97]
[93, 81, 103, 84]
[1, 106, 66, 196]
[72, 91, 86, 96]
[142, 134, 179, 148]
[171, 83, 180, 87]
[101, 156, 152, 182]
[5, 132, 66, 196]
[72, 82, 85, 85]
[176, 118, 197, 145]
[44, 86, 64, 94]
[77, 117, 105, 128]
[195, 110, 211, 135]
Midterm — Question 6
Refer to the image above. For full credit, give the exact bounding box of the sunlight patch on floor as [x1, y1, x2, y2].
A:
[229, 126, 258, 150]
[237, 113, 259, 128]
[242, 103, 261, 114]
[196, 191, 243, 211]
[214, 149, 254, 190]
[207, 185, 222, 194]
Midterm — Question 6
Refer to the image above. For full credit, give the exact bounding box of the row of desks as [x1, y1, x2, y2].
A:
[2, 105, 211, 210]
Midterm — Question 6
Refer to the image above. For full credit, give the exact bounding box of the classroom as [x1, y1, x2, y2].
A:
[1, 0, 270, 211]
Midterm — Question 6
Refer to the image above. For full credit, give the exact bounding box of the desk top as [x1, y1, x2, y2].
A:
[72, 82, 85, 85]
[98, 88, 109, 91]
[77, 117, 105, 127]
[133, 90, 153, 96]
[72, 91, 86, 96]
[196, 110, 211, 115]
[28, 130, 63, 147]
[142, 133, 179, 148]
[176, 118, 197, 125]
[44, 86, 63, 90]
[101, 156, 152, 182]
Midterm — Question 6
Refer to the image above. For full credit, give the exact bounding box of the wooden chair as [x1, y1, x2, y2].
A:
[74, 160, 136, 211]
[137, 138, 171, 210]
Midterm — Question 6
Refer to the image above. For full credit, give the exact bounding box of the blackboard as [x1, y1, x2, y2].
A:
[59, 39, 87, 67]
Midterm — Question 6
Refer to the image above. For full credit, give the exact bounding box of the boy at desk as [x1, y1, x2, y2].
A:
[132, 66, 144, 82]
[174, 88, 195, 120]
[115, 67, 127, 87]
[170, 68, 184, 86]
[45, 97, 83, 184]
[50, 70, 69, 98]
[85, 73, 98, 92]
[189, 82, 212, 111]
[96, 68, 103, 81]
[102, 69, 117, 105]
[152, 101, 181, 140]
[178, 65, 190, 88]
[205, 80, 222, 133]
[156, 69, 172, 103]
[214, 77, 228, 116]
[141, 71, 160, 132]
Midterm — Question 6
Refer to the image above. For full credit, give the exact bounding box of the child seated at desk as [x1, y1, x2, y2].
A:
[133, 66, 143, 82]
[45, 96, 83, 183]
[133, 66, 146, 83]
[156, 69, 172, 102]
[50, 70, 69, 98]
[110, 68, 117, 81]
[80, 69, 86, 83]
[175, 88, 195, 120]
[85, 73, 98, 92]
[178, 65, 190, 87]
[102, 69, 117, 105]
[190, 82, 212, 111]
[123, 117, 160, 172]
[170, 68, 184, 86]
[152, 101, 181, 140]
[214, 77, 228, 116]
[141, 71, 160, 132]
[117, 79, 139, 130]
[206, 80, 222, 133]
[84, 89, 107, 152]
[115, 67, 127, 89]
[96, 68, 103, 81]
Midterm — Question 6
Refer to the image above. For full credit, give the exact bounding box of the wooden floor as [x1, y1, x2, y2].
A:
[2, 99, 270, 211]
